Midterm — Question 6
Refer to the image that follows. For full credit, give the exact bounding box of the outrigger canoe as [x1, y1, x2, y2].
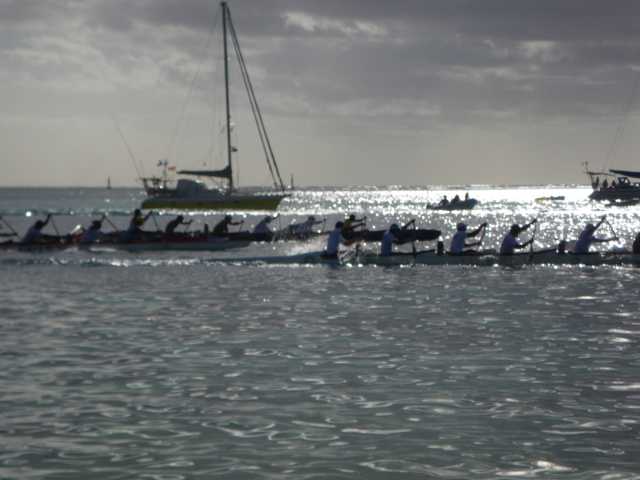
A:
[207, 249, 640, 267]
[344, 228, 441, 243]
[0, 233, 251, 253]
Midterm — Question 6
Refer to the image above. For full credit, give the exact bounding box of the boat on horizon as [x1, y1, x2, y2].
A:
[140, 2, 288, 211]
[585, 164, 640, 202]
[427, 195, 478, 210]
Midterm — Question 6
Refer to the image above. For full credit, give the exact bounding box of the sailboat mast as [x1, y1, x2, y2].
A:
[222, 1, 233, 191]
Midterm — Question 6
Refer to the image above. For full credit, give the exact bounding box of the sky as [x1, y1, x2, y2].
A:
[2, 0, 640, 187]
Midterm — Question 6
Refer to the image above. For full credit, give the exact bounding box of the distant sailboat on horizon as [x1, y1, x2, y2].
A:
[107, 177, 112, 190]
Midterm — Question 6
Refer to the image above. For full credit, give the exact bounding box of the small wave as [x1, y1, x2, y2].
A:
[0, 255, 204, 268]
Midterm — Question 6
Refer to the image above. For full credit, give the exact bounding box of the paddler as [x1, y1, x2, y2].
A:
[499, 219, 537, 255]
[341, 214, 366, 240]
[125, 209, 153, 240]
[288, 215, 323, 239]
[633, 232, 640, 254]
[165, 215, 191, 235]
[79, 219, 103, 244]
[573, 217, 617, 254]
[323, 221, 344, 259]
[380, 224, 401, 256]
[21, 214, 54, 244]
[253, 215, 274, 235]
[450, 222, 487, 254]
[212, 215, 243, 235]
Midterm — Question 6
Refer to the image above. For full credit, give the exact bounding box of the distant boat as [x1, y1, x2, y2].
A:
[535, 195, 565, 203]
[140, 2, 288, 211]
[585, 163, 640, 201]
[427, 198, 478, 211]
[106, 177, 112, 190]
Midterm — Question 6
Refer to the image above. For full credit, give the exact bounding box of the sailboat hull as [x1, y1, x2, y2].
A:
[141, 192, 288, 211]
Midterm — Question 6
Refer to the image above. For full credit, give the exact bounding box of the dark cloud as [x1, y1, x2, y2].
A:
[2, 0, 640, 185]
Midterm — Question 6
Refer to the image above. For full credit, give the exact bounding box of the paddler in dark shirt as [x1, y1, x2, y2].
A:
[80, 219, 103, 244]
[21, 214, 55, 244]
[165, 215, 192, 235]
[633, 232, 640, 254]
[213, 215, 242, 235]
[341, 214, 366, 240]
[124, 209, 153, 241]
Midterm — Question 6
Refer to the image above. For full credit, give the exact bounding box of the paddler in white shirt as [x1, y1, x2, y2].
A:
[323, 221, 344, 259]
[449, 222, 487, 254]
[499, 219, 537, 255]
[573, 217, 617, 254]
[289, 215, 323, 239]
[380, 224, 401, 256]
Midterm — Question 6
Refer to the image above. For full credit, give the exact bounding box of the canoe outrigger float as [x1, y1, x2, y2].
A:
[207, 249, 640, 267]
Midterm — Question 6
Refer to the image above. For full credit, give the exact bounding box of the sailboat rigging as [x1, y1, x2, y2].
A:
[141, 1, 289, 210]
[585, 67, 640, 202]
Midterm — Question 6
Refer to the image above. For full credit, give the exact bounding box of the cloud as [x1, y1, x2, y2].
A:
[283, 11, 387, 38]
[2, 0, 640, 186]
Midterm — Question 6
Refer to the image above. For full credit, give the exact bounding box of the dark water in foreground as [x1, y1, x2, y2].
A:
[1, 187, 639, 479]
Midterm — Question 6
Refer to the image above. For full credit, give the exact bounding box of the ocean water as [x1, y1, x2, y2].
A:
[1, 186, 640, 479]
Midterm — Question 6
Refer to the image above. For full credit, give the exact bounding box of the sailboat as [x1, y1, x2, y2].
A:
[140, 2, 288, 211]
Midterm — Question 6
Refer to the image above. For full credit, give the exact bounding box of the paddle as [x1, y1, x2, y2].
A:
[102, 213, 120, 233]
[529, 219, 538, 254]
[528, 218, 539, 261]
[49, 214, 61, 237]
[409, 219, 417, 258]
[150, 211, 161, 232]
[478, 222, 487, 249]
[604, 216, 619, 242]
[398, 218, 417, 257]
